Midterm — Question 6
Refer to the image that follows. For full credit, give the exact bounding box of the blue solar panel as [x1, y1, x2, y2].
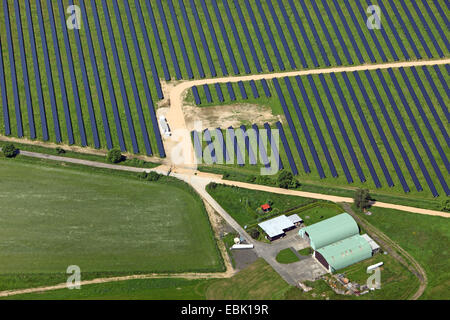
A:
[221, 0, 250, 73]
[399, 68, 450, 175]
[276, 122, 298, 175]
[134, 0, 164, 99]
[296, 76, 336, 178]
[364, 70, 418, 192]
[123, 0, 165, 157]
[177, 0, 203, 78]
[101, 0, 139, 153]
[254, 0, 286, 70]
[253, 124, 270, 168]
[309, 75, 352, 182]
[215, 84, 224, 102]
[398, 0, 433, 58]
[226, 83, 236, 101]
[14, 0, 37, 140]
[378, 69, 437, 196]
[355, 71, 409, 192]
[33, 0, 62, 142]
[363, 0, 398, 61]
[238, 81, 248, 100]
[227, 126, 244, 166]
[421, 0, 450, 52]
[287, 0, 318, 67]
[200, 0, 228, 76]
[433, 0, 450, 27]
[378, 1, 413, 60]
[204, 85, 213, 103]
[239, 0, 273, 72]
[389, 68, 449, 196]
[57, 0, 87, 146]
[310, 1, 342, 65]
[331, 74, 381, 187]
[319, 74, 365, 183]
[25, 1, 53, 142]
[276, 0, 307, 68]
[112, 0, 153, 155]
[250, 80, 259, 99]
[239, 125, 257, 165]
[285, 77, 324, 178]
[424, 66, 450, 123]
[155, 0, 182, 80]
[210, 0, 242, 74]
[342, 72, 393, 187]
[261, 79, 271, 98]
[189, 0, 216, 77]
[91, 0, 126, 151]
[46, 0, 74, 145]
[264, 123, 284, 171]
[192, 86, 201, 105]
[331, 0, 364, 64]
[0, 36, 10, 135]
[70, 0, 101, 149]
[354, 1, 387, 62]
[145, 0, 170, 81]
[409, 1, 443, 57]
[298, 0, 330, 66]
[79, 0, 112, 149]
[411, 68, 449, 148]
[342, 0, 376, 62]
[272, 78, 310, 173]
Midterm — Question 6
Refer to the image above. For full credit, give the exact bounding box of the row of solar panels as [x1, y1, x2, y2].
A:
[190, 66, 449, 197]
[0, 0, 165, 157]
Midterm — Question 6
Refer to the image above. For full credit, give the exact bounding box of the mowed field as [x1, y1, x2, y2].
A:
[193, 65, 450, 200]
[0, 159, 223, 280]
[0, 0, 448, 155]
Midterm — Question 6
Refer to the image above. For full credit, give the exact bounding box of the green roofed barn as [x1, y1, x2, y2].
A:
[313, 235, 373, 273]
[298, 213, 359, 250]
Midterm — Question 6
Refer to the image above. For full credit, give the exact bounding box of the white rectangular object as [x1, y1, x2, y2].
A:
[231, 244, 254, 250]
[367, 262, 384, 272]
[258, 215, 295, 238]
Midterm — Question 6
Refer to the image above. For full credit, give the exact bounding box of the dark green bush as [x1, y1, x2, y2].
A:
[2, 143, 17, 158]
[249, 228, 260, 240]
[55, 147, 66, 155]
[107, 148, 123, 164]
[146, 171, 162, 181]
[354, 188, 372, 211]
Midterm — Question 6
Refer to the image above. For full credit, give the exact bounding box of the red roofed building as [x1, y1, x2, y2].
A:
[261, 204, 272, 213]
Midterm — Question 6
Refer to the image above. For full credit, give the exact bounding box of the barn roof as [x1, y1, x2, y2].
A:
[299, 213, 359, 250]
[258, 215, 294, 238]
[316, 235, 372, 271]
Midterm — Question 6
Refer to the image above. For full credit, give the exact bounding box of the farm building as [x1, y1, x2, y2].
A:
[313, 235, 373, 273]
[298, 213, 359, 250]
[298, 213, 380, 272]
[258, 214, 302, 241]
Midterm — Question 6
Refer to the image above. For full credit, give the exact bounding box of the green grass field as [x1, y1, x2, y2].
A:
[358, 207, 450, 300]
[275, 248, 299, 264]
[0, 157, 223, 290]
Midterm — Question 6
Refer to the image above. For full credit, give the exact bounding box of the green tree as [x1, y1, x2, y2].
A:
[2, 143, 17, 158]
[107, 148, 123, 164]
[354, 188, 372, 211]
[277, 170, 299, 189]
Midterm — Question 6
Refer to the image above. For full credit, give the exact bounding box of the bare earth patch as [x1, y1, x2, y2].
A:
[181, 103, 281, 131]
